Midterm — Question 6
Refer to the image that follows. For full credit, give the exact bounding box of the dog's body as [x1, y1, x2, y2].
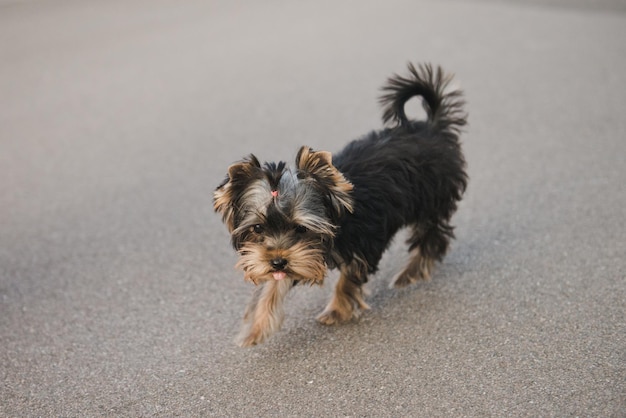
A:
[215, 63, 467, 346]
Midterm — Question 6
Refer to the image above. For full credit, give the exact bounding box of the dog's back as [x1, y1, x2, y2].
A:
[331, 63, 467, 285]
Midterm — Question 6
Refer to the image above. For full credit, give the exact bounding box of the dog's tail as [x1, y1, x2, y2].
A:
[379, 63, 466, 134]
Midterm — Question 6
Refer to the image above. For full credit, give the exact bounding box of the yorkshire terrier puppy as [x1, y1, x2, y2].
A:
[214, 63, 467, 347]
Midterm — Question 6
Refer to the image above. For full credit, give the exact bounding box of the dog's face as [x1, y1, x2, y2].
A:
[214, 146, 353, 285]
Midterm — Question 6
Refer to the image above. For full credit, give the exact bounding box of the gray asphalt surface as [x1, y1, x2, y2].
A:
[1, 0, 625, 416]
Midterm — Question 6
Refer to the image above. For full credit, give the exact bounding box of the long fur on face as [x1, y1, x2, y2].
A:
[215, 147, 353, 285]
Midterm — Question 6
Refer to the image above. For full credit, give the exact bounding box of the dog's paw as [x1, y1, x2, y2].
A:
[390, 256, 433, 288]
[317, 289, 371, 325]
[316, 309, 344, 325]
[390, 271, 419, 288]
[316, 305, 362, 325]
[235, 327, 265, 347]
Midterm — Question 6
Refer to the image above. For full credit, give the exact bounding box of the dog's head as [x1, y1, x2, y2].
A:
[214, 146, 353, 285]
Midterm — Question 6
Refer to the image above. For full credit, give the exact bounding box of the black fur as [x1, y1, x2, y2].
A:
[330, 63, 467, 279]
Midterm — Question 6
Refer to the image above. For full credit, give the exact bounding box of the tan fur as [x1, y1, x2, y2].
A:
[390, 248, 434, 288]
[237, 278, 294, 347]
[317, 261, 371, 325]
[214, 157, 263, 232]
[213, 185, 235, 231]
[296, 146, 354, 214]
[235, 241, 327, 285]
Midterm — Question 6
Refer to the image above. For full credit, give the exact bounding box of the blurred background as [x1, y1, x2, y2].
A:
[1, 0, 624, 416]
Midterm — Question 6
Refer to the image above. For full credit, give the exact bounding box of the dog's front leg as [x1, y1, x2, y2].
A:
[236, 278, 293, 347]
[317, 262, 370, 325]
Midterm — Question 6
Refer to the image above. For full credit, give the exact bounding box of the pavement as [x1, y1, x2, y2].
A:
[1, 0, 625, 416]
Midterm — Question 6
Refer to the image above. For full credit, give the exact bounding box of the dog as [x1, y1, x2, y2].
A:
[214, 63, 467, 347]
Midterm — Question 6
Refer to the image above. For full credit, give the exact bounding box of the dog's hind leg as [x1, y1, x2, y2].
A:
[391, 247, 434, 288]
[391, 222, 453, 288]
[317, 260, 370, 325]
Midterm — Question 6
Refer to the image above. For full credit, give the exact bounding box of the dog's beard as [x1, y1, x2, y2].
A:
[235, 241, 328, 285]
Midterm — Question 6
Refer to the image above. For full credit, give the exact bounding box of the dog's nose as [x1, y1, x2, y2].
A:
[270, 258, 288, 270]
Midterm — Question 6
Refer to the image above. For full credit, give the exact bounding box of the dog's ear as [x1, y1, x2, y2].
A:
[295, 146, 353, 217]
[214, 154, 262, 232]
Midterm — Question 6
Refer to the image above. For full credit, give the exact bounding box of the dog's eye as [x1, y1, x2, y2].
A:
[294, 225, 308, 234]
[252, 224, 264, 234]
